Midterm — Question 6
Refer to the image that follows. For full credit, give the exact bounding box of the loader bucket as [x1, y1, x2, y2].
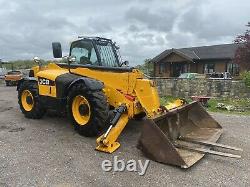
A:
[138, 101, 224, 168]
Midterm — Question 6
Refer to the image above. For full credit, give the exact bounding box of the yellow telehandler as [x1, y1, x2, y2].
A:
[17, 37, 241, 168]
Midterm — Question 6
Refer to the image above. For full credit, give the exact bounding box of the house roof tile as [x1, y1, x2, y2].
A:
[151, 43, 240, 63]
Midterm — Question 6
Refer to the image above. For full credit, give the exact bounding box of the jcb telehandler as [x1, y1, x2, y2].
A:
[17, 37, 241, 168]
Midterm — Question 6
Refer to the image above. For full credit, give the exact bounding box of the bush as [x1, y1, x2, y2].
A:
[3, 60, 50, 70]
[240, 71, 250, 88]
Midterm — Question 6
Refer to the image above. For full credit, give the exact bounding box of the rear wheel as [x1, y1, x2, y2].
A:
[18, 81, 46, 119]
[67, 83, 109, 137]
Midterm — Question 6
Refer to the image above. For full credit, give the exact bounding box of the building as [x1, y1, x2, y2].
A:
[151, 43, 240, 77]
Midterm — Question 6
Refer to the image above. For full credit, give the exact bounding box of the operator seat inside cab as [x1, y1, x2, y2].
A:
[71, 40, 97, 65]
[80, 56, 92, 65]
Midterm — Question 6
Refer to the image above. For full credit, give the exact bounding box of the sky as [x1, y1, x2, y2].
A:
[0, 0, 249, 66]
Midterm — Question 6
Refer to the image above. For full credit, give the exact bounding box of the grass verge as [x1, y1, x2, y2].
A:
[161, 95, 250, 115]
[207, 98, 250, 115]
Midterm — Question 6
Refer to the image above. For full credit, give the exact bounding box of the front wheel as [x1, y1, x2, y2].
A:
[18, 81, 46, 119]
[67, 83, 109, 137]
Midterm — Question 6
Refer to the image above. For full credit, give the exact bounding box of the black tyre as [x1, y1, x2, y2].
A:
[67, 83, 109, 137]
[5, 81, 9, 86]
[18, 81, 46, 119]
[13, 81, 17, 86]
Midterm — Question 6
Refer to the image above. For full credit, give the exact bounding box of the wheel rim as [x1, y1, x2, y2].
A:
[72, 95, 91, 125]
[21, 90, 34, 112]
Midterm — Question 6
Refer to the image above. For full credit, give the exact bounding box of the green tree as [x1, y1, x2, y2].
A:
[135, 59, 154, 77]
[4, 59, 49, 70]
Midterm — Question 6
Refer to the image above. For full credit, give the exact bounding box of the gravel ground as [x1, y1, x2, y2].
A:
[0, 84, 249, 187]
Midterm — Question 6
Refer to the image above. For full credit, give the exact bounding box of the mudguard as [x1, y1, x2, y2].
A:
[55, 73, 104, 98]
[17, 77, 37, 91]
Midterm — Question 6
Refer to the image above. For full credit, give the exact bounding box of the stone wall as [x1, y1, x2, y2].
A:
[153, 78, 250, 98]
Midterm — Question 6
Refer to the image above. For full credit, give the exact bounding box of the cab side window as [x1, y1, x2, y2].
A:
[71, 41, 98, 65]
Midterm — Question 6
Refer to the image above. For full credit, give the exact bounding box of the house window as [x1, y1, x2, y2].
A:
[204, 63, 215, 73]
[172, 63, 189, 77]
[227, 63, 239, 76]
[159, 63, 165, 74]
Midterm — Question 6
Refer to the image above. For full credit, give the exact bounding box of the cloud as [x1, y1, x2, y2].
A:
[0, 0, 249, 66]
[178, 0, 250, 41]
[125, 7, 177, 32]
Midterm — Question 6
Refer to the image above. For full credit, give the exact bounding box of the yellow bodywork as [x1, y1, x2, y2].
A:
[35, 65, 68, 97]
[32, 63, 183, 153]
[165, 99, 185, 110]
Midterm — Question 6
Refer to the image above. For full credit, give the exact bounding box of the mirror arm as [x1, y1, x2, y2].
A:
[65, 56, 72, 74]
[33, 57, 42, 70]
[68, 61, 72, 74]
[65, 56, 76, 74]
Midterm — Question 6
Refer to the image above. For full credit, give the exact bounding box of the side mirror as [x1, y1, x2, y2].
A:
[33, 56, 42, 69]
[52, 42, 62, 58]
[122, 61, 129, 66]
[33, 56, 41, 63]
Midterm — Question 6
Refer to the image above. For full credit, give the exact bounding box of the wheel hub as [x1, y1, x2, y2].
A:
[21, 90, 34, 112]
[79, 104, 89, 116]
[26, 96, 33, 105]
[72, 95, 91, 125]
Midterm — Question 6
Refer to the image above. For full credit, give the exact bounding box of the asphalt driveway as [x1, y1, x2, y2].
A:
[0, 84, 249, 186]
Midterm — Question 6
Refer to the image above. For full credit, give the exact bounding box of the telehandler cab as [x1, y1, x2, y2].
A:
[17, 37, 241, 168]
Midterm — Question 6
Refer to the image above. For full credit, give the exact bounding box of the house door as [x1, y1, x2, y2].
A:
[172, 64, 188, 77]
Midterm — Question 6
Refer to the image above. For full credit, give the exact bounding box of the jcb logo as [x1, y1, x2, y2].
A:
[38, 77, 54, 86]
[39, 79, 49, 85]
